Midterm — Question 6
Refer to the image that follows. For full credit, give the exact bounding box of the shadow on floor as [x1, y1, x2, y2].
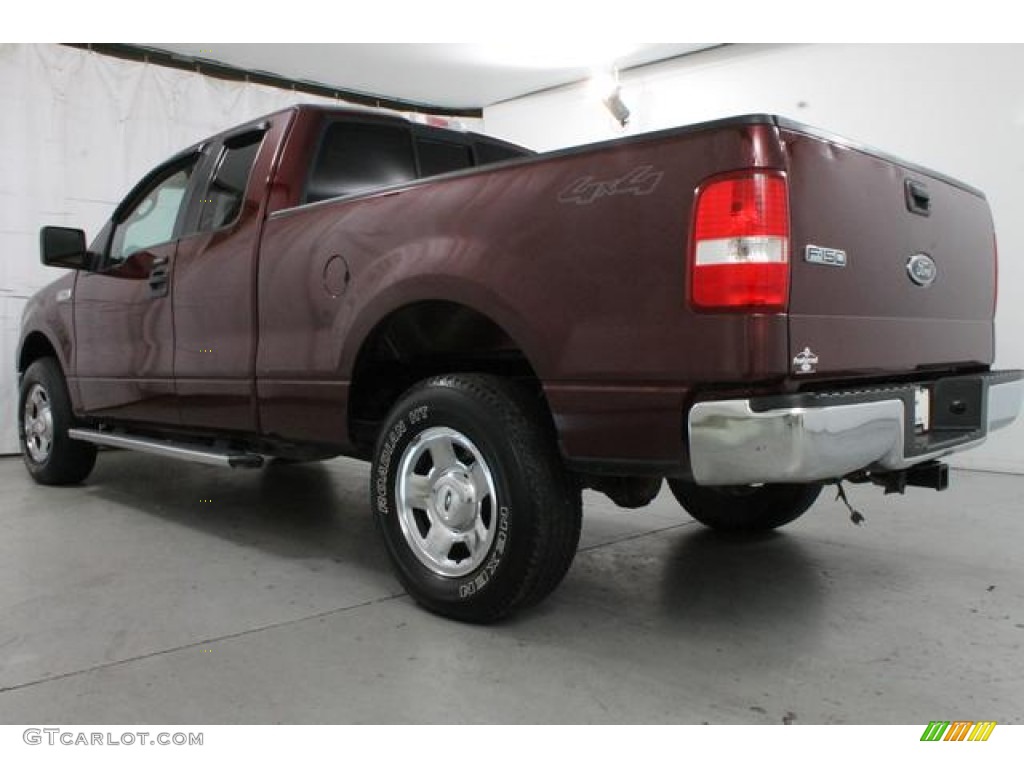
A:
[658, 527, 825, 631]
[529, 522, 830, 661]
[73, 451, 392, 577]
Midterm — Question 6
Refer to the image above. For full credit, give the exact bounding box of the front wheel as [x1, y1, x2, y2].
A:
[667, 479, 822, 534]
[371, 374, 581, 623]
[19, 358, 97, 485]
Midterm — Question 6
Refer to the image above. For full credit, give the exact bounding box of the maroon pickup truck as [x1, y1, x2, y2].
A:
[18, 105, 1023, 622]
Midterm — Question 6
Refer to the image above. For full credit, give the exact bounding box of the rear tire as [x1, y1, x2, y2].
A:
[371, 374, 581, 623]
[19, 358, 97, 485]
[667, 479, 822, 534]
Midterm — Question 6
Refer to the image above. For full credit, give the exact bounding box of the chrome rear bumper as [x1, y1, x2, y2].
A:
[688, 372, 1023, 486]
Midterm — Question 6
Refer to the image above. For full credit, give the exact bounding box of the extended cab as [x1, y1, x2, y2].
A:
[18, 105, 1023, 622]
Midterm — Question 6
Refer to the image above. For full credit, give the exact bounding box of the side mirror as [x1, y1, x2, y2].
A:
[40, 226, 97, 271]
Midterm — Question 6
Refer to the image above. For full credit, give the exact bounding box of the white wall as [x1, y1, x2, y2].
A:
[0, 43, 479, 455]
[485, 43, 1024, 474]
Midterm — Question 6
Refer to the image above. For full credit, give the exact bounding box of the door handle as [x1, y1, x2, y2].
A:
[148, 259, 170, 298]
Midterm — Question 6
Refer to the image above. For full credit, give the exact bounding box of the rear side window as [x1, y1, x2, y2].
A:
[416, 138, 473, 177]
[306, 122, 416, 203]
[197, 132, 264, 232]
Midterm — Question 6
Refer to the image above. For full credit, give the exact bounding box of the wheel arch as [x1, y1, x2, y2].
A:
[346, 297, 555, 452]
[18, 330, 64, 376]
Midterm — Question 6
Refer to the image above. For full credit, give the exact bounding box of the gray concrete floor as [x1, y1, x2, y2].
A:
[0, 452, 1021, 724]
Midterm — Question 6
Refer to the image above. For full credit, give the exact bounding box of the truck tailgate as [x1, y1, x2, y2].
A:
[782, 124, 996, 379]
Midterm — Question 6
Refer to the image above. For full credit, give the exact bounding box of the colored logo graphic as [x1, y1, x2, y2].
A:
[920, 721, 996, 742]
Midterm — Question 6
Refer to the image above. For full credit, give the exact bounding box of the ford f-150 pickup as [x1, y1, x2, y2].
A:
[18, 104, 1023, 622]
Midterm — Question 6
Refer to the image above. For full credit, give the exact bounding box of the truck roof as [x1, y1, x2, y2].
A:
[170, 103, 533, 164]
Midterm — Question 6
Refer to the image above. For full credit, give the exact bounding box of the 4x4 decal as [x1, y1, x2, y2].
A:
[558, 165, 663, 205]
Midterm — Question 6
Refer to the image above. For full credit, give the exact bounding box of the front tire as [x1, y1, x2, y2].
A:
[371, 374, 581, 623]
[667, 480, 822, 534]
[19, 358, 97, 485]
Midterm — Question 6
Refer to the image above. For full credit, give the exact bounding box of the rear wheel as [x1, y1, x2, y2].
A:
[371, 374, 581, 623]
[667, 479, 822, 534]
[19, 358, 97, 485]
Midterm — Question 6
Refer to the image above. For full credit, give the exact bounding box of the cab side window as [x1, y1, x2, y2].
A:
[109, 161, 195, 263]
[196, 132, 264, 232]
[305, 122, 416, 204]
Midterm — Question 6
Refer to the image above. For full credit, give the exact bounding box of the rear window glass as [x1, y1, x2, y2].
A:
[306, 122, 416, 203]
[416, 138, 473, 177]
[475, 141, 526, 165]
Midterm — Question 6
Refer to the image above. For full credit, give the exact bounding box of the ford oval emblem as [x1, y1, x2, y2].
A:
[906, 253, 937, 287]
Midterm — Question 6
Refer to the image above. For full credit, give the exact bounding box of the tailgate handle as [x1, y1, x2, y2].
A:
[905, 179, 931, 216]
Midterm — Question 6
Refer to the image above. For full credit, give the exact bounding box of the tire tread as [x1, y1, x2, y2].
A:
[667, 479, 821, 534]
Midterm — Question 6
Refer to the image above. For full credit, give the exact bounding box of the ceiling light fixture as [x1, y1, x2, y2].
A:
[589, 68, 630, 127]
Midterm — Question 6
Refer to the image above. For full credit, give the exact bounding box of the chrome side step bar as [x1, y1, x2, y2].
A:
[67, 429, 264, 469]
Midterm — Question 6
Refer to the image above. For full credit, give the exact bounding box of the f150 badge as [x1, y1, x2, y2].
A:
[557, 165, 663, 205]
[805, 244, 847, 267]
[793, 347, 819, 374]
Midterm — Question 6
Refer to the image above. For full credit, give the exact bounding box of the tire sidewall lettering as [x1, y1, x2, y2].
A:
[408, 405, 429, 425]
[458, 505, 510, 599]
[375, 404, 430, 515]
[374, 418, 407, 515]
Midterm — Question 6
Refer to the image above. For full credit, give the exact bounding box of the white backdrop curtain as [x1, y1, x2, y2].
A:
[0, 43, 478, 454]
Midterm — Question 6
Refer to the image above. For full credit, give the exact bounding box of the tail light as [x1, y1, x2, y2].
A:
[689, 171, 790, 312]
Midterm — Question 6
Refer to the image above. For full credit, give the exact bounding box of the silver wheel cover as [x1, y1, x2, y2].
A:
[23, 383, 54, 463]
[395, 426, 499, 578]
